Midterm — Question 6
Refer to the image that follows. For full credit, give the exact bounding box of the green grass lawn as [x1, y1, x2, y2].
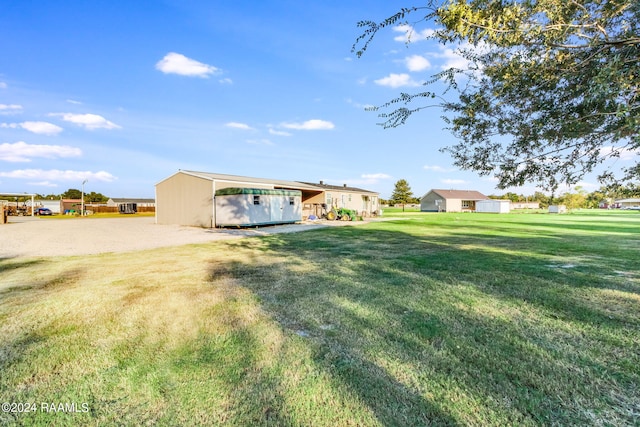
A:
[1, 211, 638, 426]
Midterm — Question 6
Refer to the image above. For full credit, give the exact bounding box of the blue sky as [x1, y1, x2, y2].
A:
[0, 1, 620, 199]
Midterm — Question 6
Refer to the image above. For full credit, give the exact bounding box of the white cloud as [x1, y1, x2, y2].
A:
[405, 55, 431, 72]
[393, 24, 434, 43]
[361, 173, 391, 180]
[0, 104, 23, 115]
[1, 121, 64, 135]
[441, 178, 467, 185]
[21, 121, 64, 135]
[0, 169, 116, 182]
[51, 113, 120, 130]
[225, 122, 252, 130]
[436, 47, 472, 71]
[268, 128, 292, 136]
[481, 176, 500, 182]
[601, 145, 639, 161]
[424, 165, 454, 172]
[346, 98, 375, 110]
[0, 141, 82, 162]
[28, 181, 58, 187]
[66, 99, 83, 105]
[0, 82, 7, 89]
[155, 52, 220, 78]
[374, 73, 422, 88]
[281, 119, 335, 130]
[219, 78, 233, 84]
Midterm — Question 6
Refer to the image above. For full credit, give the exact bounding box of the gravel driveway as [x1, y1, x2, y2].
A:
[0, 216, 366, 258]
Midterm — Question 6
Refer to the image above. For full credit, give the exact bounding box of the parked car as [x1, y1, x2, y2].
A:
[36, 207, 53, 215]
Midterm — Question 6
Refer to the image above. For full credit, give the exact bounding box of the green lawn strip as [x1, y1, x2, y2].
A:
[0, 212, 638, 425]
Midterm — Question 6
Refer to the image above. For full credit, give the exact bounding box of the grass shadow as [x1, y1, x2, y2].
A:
[208, 221, 639, 425]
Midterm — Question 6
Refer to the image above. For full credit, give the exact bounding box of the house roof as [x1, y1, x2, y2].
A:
[616, 198, 640, 203]
[160, 170, 379, 195]
[110, 198, 155, 203]
[297, 181, 378, 194]
[423, 189, 488, 200]
[176, 170, 322, 191]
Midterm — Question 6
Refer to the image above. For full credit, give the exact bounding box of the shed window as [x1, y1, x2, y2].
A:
[289, 197, 295, 206]
[253, 196, 260, 205]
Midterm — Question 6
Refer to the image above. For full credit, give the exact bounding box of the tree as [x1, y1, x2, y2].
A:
[353, 1, 639, 192]
[391, 179, 414, 211]
[61, 188, 83, 199]
[558, 186, 588, 209]
[86, 191, 109, 203]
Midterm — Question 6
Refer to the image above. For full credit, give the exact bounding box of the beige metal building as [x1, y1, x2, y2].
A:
[155, 170, 380, 227]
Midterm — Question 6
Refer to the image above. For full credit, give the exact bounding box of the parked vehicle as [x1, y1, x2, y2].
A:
[36, 207, 53, 216]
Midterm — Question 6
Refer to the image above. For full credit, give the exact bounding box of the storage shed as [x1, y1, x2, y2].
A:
[476, 199, 511, 213]
[549, 205, 567, 214]
[215, 188, 302, 227]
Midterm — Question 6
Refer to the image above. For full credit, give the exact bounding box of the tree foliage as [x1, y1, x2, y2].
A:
[61, 188, 83, 199]
[391, 179, 415, 210]
[353, 0, 639, 191]
[59, 189, 109, 202]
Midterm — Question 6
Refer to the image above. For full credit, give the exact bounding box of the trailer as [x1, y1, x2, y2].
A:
[215, 188, 302, 227]
[118, 202, 138, 214]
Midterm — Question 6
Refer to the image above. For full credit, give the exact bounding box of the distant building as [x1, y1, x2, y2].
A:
[614, 198, 640, 209]
[155, 170, 380, 228]
[420, 189, 488, 212]
[60, 199, 82, 213]
[106, 198, 156, 208]
[510, 202, 540, 209]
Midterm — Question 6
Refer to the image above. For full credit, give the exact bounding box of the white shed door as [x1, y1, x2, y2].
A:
[270, 196, 284, 221]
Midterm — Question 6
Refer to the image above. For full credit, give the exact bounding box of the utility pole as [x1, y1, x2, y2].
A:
[81, 179, 88, 216]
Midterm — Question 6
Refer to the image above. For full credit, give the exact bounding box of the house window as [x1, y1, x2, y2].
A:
[327, 193, 332, 206]
[289, 197, 295, 206]
[253, 195, 260, 205]
[462, 200, 470, 208]
[348, 194, 352, 202]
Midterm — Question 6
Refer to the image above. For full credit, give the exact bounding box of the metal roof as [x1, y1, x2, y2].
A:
[179, 170, 322, 191]
[171, 170, 379, 194]
[110, 198, 156, 203]
[297, 181, 379, 194]
[423, 189, 488, 200]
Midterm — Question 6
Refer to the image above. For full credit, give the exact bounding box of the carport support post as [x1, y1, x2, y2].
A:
[81, 179, 87, 216]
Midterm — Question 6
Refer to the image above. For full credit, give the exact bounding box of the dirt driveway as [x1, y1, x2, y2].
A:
[0, 216, 367, 258]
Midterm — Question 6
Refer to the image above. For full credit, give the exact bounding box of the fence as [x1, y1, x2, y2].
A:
[86, 205, 156, 214]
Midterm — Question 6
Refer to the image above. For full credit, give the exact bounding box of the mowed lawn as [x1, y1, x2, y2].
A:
[1, 211, 638, 426]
